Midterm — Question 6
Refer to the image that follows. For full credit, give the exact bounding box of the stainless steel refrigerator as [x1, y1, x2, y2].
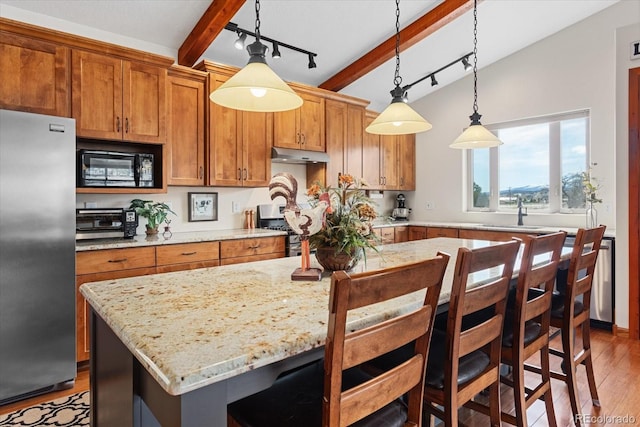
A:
[0, 109, 76, 403]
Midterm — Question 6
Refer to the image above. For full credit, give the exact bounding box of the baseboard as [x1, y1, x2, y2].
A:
[613, 324, 630, 338]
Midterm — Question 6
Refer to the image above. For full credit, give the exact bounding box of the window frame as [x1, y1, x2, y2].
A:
[466, 109, 591, 214]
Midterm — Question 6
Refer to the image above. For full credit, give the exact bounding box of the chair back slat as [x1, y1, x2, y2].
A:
[463, 277, 511, 315]
[564, 226, 606, 310]
[324, 253, 450, 427]
[458, 314, 503, 357]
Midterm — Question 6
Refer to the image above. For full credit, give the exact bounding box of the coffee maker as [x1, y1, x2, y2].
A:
[392, 194, 409, 220]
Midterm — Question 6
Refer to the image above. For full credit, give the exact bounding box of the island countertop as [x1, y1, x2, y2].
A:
[80, 237, 515, 397]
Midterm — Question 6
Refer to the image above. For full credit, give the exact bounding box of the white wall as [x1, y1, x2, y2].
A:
[410, 0, 639, 329]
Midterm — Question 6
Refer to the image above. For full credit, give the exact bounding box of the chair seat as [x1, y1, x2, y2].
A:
[426, 329, 491, 390]
[551, 292, 584, 318]
[501, 319, 542, 347]
[227, 360, 409, 427]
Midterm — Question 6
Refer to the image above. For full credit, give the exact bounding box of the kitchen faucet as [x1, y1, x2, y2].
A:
[517, 196, 528, 226]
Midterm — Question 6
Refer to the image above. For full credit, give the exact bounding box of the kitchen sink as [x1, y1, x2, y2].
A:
[480, 224, 542, 230]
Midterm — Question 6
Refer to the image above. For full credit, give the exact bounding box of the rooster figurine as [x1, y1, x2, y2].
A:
[269, 173, 332, 280]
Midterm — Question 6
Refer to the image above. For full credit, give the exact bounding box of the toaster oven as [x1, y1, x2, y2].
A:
[76, 208, 138, 240]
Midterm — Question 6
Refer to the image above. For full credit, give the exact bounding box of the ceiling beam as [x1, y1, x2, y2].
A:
[178, 0, 246, 67]
[319, 0, 474, 92]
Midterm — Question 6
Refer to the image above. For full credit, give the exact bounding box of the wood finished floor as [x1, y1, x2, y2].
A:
[1, 330, 639, 426]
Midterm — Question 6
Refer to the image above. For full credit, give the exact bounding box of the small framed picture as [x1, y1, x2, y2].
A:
[188, 192, 218, 222]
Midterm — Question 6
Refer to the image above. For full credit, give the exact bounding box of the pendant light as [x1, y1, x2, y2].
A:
[366, 0, 432, 135]
[450, 0, 502, 149]
[209, 0, 303, 112]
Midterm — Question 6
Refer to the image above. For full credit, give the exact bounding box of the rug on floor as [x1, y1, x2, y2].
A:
[0, 391, 89, 426]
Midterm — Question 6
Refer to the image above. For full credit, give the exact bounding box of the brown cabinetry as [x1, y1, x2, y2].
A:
[397, 133, 416, 190]
[409, 226, 427, 241]
[427, 227, 459, 239]
[156, 242, 220, 273]
[167, 66, 207, 186]
[374, 227, 396, 244]
[220, 236, 285, 265]
[458, 228, 534, 242]
[362, 111, 382, 187]
[395, 226, 409, 243]
[72, 50, 167, 143]
[273, 90, 325, 152]
[0, 31, 70, 117]
[75, 247, 156, 362]
[205, 66, 272, 187]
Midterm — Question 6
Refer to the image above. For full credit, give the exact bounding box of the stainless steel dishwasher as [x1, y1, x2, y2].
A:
[562, 236, 615, 329]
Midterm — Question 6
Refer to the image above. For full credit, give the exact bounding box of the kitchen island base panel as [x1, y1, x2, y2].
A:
[90, 311, 324, 427]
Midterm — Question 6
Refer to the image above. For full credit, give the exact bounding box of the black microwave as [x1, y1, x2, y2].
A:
[78, 149, 154, 188]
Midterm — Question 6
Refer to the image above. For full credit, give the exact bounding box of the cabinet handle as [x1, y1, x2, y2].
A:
[116, 117, 121, 132]
[243, 168, 248, 180]
[108, 258, 128, 263]
[125, 118, 129, 133]
[301, 133, 305, 145]
[400, 177, 404, 186]
[248, 244, 261, 249]
[297, 132, 300, 144]
[238, 168, 242, 180]
[181, 252, 197, 256]
[199, 166, 203, 179]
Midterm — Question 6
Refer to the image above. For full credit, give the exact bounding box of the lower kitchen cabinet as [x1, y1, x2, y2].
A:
[427, 227, 459, 239]
[156, 242, 220, 273]
[220, 236, 285, 265]
[458, 228, 534, 242]
[409, 226, 427, 241]
[374, 227, 396, 245]
[76, 247, 156, 362]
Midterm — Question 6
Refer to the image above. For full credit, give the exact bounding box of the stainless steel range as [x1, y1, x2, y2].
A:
[257, 204, 302, 257]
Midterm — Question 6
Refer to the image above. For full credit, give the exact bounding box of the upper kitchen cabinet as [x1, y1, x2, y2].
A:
[308, 95, 368, 187]
[273, 89, 325, 152]
[167, 66, 207, 186]
[199, 61, 272, 187]
[362, 111, 382, 188]
[0, 31, 70, 117]
[397, 133, 416, 190]
[72, 50, 167, 143]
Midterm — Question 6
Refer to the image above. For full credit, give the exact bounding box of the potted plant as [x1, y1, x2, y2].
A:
[129, 199, 176, 235]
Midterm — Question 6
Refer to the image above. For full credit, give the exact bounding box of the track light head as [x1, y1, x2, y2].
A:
[272, 42, 281, 59]
[430, 74, 438, 87]
[234, 32, 247, 50]
[308, 54, 317, 69]
[462, 56, 472, 71]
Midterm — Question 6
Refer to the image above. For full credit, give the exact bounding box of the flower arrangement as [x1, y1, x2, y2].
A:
[306, 174, 379, 260]
[581, 170, 602, 205]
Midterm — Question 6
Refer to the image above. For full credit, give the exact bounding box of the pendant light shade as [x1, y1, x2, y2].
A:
[366, 0, 431, 136]
[209, 1, 303, 113]
[450, 0, 502, 149]
[366, 86, 432, 135]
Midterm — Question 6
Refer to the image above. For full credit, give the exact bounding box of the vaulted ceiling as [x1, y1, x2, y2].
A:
[0, 0, 620, 111]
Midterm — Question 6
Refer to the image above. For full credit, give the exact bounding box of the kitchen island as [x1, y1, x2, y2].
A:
[80, 237, 539, 427]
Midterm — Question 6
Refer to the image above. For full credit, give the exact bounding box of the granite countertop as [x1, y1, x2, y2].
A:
[80, 237, 516, 396]
[76, 228, 288, 251]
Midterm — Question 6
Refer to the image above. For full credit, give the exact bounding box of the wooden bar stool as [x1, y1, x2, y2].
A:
[466, 231, 566, 426]
[422, 239, 520, 427]
[549, 225, 606, 427]
[227, 254, 450, 427]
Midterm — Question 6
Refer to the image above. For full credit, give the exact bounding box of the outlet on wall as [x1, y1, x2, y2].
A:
[232, 201, 240, 213]
[425, 201, 434, 210]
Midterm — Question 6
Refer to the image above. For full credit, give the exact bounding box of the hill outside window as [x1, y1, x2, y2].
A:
[467, 110, 590, 214]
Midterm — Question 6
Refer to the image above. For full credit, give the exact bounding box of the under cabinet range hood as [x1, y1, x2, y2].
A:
[271, 147, 329, 164]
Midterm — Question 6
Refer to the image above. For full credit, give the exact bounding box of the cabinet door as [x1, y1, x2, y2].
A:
[72, 50, 123, 140]
[0, 32, 70, 117]
[208, 73, 242, 186]
[395, 226, 409, 243]
[362, 112, 382, 189]
[167, 74, 205, 185]
[345, 104, 363, 179]
[398, 133, 416, 190]
[374, 227, 395, 244]
[299, 92, 325, 152]
[324, 99, 347, 187]
[123, 61, 166, 143]
[380, 134, 399, 189]
[273, 108, 299, 149]
[408, 226, 427, 241]
[241, 111, 272, 187]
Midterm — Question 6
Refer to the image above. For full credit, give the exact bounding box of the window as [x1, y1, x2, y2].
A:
[468, 110, 589, 213]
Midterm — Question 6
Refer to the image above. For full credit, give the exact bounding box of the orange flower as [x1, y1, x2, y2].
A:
[306, 184, 321, 197]
[338, 174, 354, 186]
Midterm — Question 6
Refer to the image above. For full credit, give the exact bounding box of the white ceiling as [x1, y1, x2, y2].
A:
[0, 0, 620, 111]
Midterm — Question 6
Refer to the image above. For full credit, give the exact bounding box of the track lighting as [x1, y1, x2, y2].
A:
[430, 75, 438, 87]
[234, 31, 247, 50]
[272, 42, 281, 59]
[462, 56, 472, 71]
[224, 22, 316, 69]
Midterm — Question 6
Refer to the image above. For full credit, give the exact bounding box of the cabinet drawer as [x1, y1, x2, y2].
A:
[220, 237, 285, 259]
[76, 247, 156, 275]
[427, 227, 459, 238]
[374, 227, 395, 244]
[156, 242, 219, 266]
